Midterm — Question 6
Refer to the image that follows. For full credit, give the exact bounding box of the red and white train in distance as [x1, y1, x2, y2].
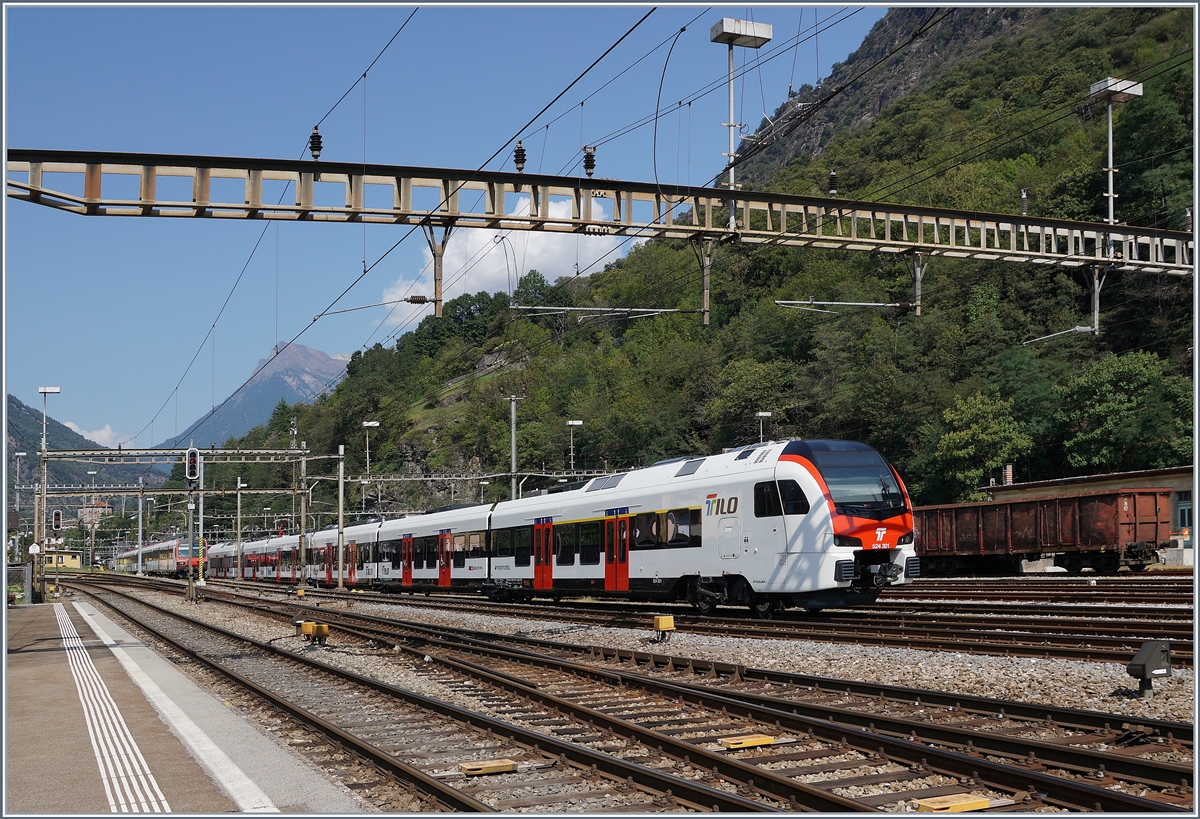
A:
[113, 537, 203, 577]
[193, 439, 919, 614]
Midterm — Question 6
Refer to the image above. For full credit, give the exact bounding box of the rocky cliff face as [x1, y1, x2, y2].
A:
[736, 8, 1043, 184]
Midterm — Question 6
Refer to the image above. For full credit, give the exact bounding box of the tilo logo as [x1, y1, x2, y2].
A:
[705, 493, 739, 516]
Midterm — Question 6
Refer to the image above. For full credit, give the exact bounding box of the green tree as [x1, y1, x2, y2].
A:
[933, 393, 1034, 501]
[1056, 352, 1193, 471]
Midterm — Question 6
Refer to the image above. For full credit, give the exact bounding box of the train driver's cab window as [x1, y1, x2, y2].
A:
[578, 522, 601, 565]
[513, 527, 532, 567]
[754, 481, 783, 517]
[494, 529, 513, 559]
[556, 523, 577, 566]
[778, 480, 810, 515]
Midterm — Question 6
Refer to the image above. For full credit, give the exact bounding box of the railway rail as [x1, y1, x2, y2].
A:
[76, 578, 1193, 812]
[71, 582, 789, 813]
[181, 576, 1194, 667]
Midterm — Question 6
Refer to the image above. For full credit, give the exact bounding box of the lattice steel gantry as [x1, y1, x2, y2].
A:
[7, 148, 1193, 318]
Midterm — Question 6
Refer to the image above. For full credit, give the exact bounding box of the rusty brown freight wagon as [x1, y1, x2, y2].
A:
[913, 488, 1172, 575]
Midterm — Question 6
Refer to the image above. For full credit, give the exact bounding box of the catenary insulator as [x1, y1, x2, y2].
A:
[583, 146, 596, 178]
[1187, 208, 1193, 233]
[309, 126, 323, 162]
[407, 295, 428, 304]
[828, 170, 838, 197]
[513, 141, 526, 174]
[1020, 189, 1028, 217]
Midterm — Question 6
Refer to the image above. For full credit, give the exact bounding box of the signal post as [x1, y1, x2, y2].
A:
[185, 447, 199, 602]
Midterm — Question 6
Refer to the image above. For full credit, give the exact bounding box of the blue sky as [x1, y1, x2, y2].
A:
[4, 3, 887, 450]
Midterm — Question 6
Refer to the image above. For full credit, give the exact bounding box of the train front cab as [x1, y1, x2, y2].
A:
[772, 440, 917, 610]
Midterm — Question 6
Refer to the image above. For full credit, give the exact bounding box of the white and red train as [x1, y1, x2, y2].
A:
[112, 537, 203, 577]
[120, 439, 920, 613]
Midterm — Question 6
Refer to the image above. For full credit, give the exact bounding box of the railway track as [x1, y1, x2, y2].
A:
[881, 577, 1194, 606]
[77, 579, 1193, 812]
[72, 582, 789, 813]
[180, 576, 1194, 667]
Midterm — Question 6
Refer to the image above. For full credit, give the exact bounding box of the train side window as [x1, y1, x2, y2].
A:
[468, 532, 483, 559]
[555, 523, 577, 565]
[494, 529, 512, 558]
[452, 534, 466, 568]
[778, 480, 810, 515]
[578, 522, 601, 565]
[665, 509, 697, 546]
[633, 512, 659, 548]
[755, 481, 784, 517]
[513, 527, 532, 567]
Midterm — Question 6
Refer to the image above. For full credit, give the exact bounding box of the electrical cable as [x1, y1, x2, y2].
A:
[171, 10, 658, 446]
[120, 13, 422, 448]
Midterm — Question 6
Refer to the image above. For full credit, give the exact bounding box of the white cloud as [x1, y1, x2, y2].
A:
[380, 196, 633, 330]
[64, 421, 122, 448]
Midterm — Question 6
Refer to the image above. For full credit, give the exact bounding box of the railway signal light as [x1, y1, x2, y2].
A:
[185, 448, 200, 481]
[51, 510, 62, 530]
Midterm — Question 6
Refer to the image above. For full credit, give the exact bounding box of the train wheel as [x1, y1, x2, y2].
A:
[748, 596, 775, 619]
[552, 596, 563, 604]
[1095, 553, 1120, 575]
[693, 596, 717, 615]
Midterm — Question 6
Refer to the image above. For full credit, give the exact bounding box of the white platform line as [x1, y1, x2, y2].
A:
[74, 603, 279, 813]
[55, 604, 169, 813]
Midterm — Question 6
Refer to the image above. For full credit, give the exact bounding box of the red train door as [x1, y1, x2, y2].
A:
[325, 544, 333, 586]
[348, 541, 358, 586]
[274, 547, 283, 583]
[533, 519, 554, 591]
[603, 508, 630, 592]
[401, 536, 413, 586]
[438, 531, 452, 587]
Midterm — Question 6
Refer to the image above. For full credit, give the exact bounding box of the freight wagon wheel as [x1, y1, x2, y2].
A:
[1095, 553, 1120, 575]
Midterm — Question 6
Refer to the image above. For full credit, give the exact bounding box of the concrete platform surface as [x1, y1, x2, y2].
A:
[5, 599, 364, 814]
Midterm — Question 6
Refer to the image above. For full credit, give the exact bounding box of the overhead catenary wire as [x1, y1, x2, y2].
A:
[120, 13, 421, 448]
[171, 10, 657, 446]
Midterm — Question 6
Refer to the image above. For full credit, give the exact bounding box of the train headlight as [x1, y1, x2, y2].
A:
[834, 535, 862, 548]
[897, 532, 914, 545]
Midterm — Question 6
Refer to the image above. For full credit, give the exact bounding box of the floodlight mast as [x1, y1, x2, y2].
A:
[711, 19, 772, 232]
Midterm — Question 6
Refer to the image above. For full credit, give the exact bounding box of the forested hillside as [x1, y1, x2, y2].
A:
[206, 6, 1192, 516]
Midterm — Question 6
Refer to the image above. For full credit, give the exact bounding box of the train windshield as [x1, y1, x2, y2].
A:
[786, 440, 907, 520]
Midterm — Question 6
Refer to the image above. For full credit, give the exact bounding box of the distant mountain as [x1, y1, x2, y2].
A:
[155, 343, 348, 450]
[6, 394, 165, 490]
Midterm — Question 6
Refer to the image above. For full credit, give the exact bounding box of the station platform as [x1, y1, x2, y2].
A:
[5, 598, 365, 814]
